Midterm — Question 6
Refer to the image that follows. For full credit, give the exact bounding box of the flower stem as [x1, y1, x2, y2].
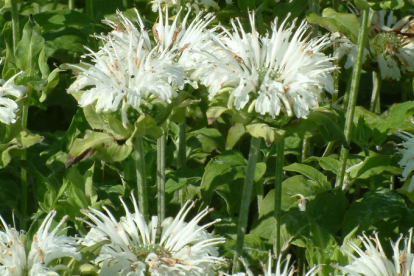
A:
[335, 9, 370, 189]
[178, 118, 187, 207]
[21, 106, 28, 230]
[85, 0, 97, 51]
[157, 135, 166, 224]
[11, 0, 19, 52]
[134, 136, 148, 221]
[273, 138, 284, 254]
[301, 137, 310, 161]
[68, 0, 75, 9]
[257, 179, 264, 214]
[370, 71, 381, 113]
[232, 136, 261, 273]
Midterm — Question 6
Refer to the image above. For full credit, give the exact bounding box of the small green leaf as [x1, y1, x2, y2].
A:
[226, 123, 245, 150]
[284, 163, 331, 190]
[246, 123, 284, 146]
[80, 240, 111, 261]
[307, 9, 360, 44]
[206, 106, 230, 124]
[129, 115, 163, 141]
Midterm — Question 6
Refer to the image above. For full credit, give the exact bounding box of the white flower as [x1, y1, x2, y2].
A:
[334, 229, 414, 276]
[333, 11, 414, 81]
[193, 12, 336, 119]
[396, 130, 414, 192]
[221, 252, 321, 276]
[68, 9, 186, 127]
[79, 194, 225, 275]
[331, 32, 369, 70]
[370, 11, 414, 80]
[68, 8, 214, 127]
[0, 210, 80, 276]
[0, 71, 28, 125]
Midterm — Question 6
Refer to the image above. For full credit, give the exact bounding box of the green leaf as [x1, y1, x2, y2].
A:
[246, 124, 284, 146]
[80, 240, 111, 261]
[284, 163, 331, 190]
[307, 8, 360, 44]
[0, 130, 43, 168]
[348, 155, 401, 179]
[284, 109, 348, 148]
[206, 106, 230, 124]
[187, 128, 225, 153]
[129, 115, 163, 141]
[377, 101, 414, 133]
[68, 131, 132, 164]
[15, 20, 45, 77]
[304, 156, 339, 174]
[226, 123, 245, 150]
[307, 187, 349, 233]
[342, 189, 409, 236]
[33, 10, 95, 33]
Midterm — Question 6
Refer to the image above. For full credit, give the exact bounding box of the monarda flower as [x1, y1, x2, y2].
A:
[0, 71, 28, 125]
[396, 129, 414, 192]
[334, 229, 414, 275]
[222, 252, 320, 276]
[79, 195, 225, 275]
[0, 210, 80, 276]
[333, 10, 414, 81]
[192, 12, 337, 119]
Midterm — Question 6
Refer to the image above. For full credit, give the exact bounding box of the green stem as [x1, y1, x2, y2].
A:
[335, 9, 370, 189]
[257, 179, 264, 215]
[178, 119, 187, 206]
[232, 136, 261, 273]
[308, 0, 319, 36]
[301, 137, 310, 162]
[273, 138, 284, 254]
[134, 136, 148, 221]
[370, 71, 381, 113]
[322, 141, 335, 157]
[21, 106, 28, 231]
[11, 0, 19, 52]
[68, 0, 75, 9]
[86, 0, 97, 51]
[157, 135, 166, 224]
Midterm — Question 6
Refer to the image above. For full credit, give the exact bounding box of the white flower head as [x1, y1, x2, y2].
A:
[333, 11, 414, 81]
[0, 210, 80, 276]
[395, 129, 414, 192]
[79, 194, 225, 275]
[193, 12, 337, 119]
[68, 9, 186, 127]
[334, 229, 414, 276]
[221, 252, 321, 276]
[0, 70, 28, 125]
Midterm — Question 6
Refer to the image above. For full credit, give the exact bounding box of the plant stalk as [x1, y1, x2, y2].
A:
[68, 0, 75, 9]
[11, 0, 19, 52]
[335, 9, 370, 189]
[157, 135, 166, 224]
[370, 71, 381, 113]
[273, 138, 284, 254]
[85, 0, 97, 51]
[178, 118, 187, 206]
[134, 136, 148, 221]
[232, 136, 261, 273]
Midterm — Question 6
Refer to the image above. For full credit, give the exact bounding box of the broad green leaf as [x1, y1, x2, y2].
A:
[238, 0, 255, 10]
[342, 189, 409, 236]
[284, 163, 331, 190]
[304, 156, 339, 174]
[206, 106, 230, 124]
[129, 115, 163, 141]
[307, 187, 348, 233]
[307, 8, 360, 44]
[187, 128, 225, 153]
[15, 20, 45, 77]
[377, 101, 414, 133]
[68, 131, 132, 164]
[349, 155, 401, 179]
[246, 123, 284, 146]
[33, 10, 96, 33]
[284, 109, 348, 148]
[44, 27, 89, 56]
[0, 130, 43, 168]
[226, 123, 245, 150]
